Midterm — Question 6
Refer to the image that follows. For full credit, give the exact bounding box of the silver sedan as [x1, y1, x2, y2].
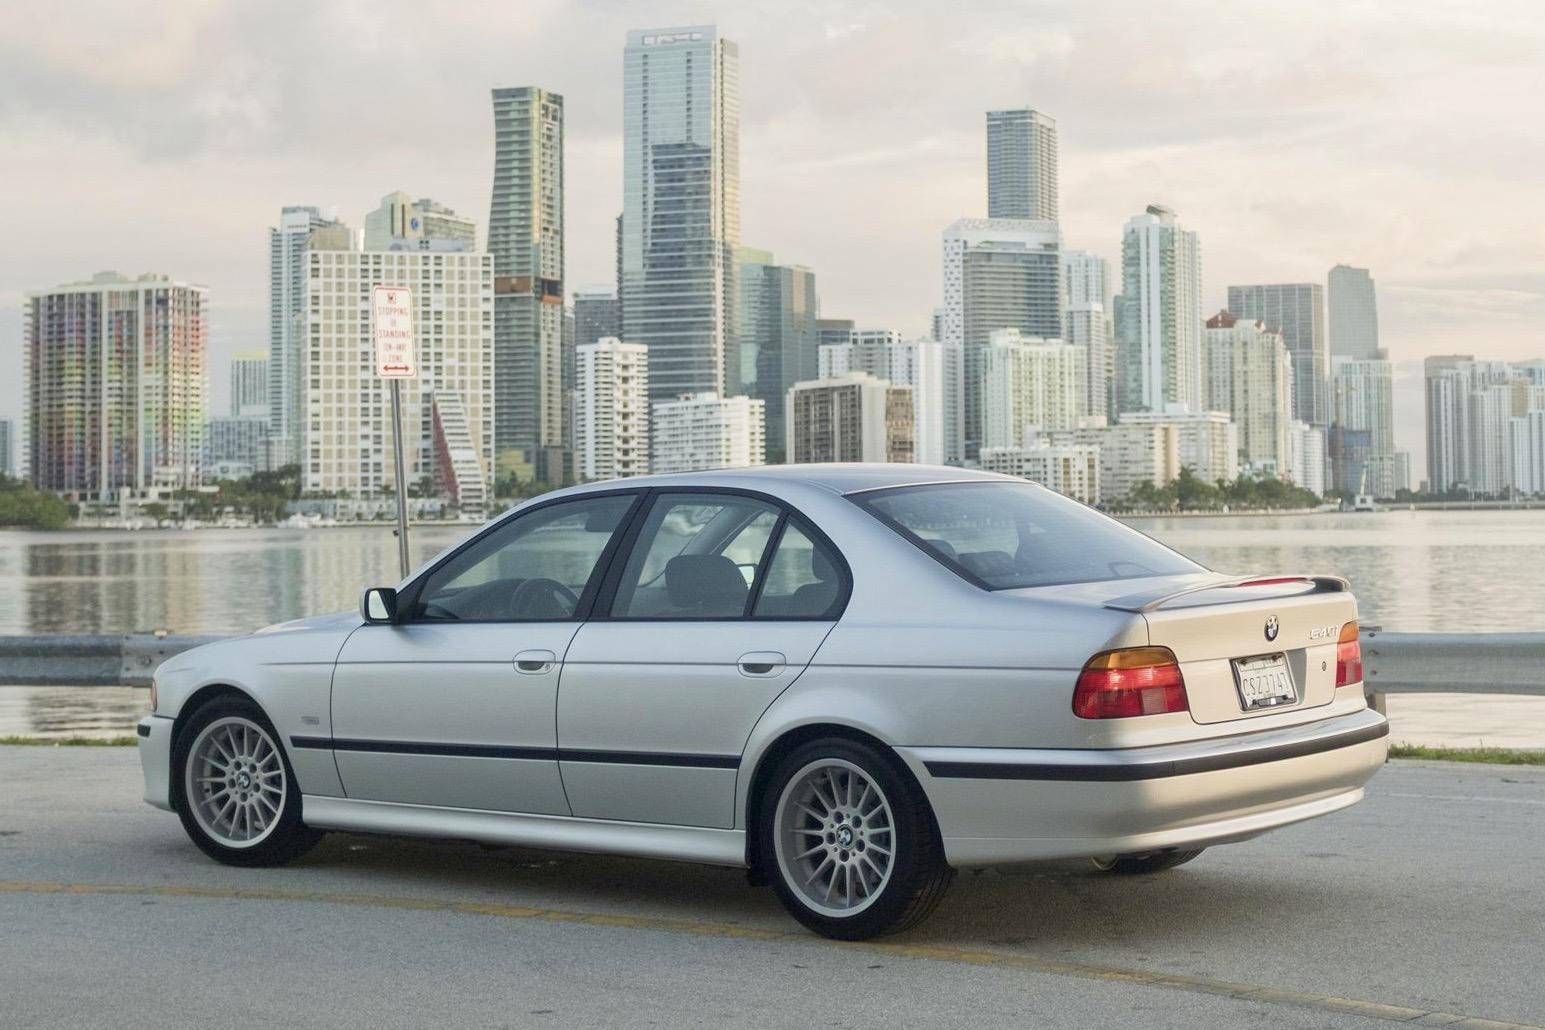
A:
[138, 465, 1387, 939]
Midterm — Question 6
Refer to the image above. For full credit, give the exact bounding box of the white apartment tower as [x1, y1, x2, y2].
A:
[980, 329, 1086, 450]
[1331, 356, 1398, 496]
[986, 108, 1058, 221]
[300, 232, 494, 504]
[1205, 311, 1292, 476]
[651, 393, 764, 473]
[1115, 206, 1203, 414]
[575, 338, 650, 481]
[1064, 250, 1115, 422]
[941, 217, 1063, 459]
[622, 26, 741, 403]
[269, 205, 346, 470]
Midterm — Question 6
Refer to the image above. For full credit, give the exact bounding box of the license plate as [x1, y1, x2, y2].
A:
[1231, 653, 1297, 711]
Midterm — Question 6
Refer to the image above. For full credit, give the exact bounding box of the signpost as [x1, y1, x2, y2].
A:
[371, 285, 416, 578]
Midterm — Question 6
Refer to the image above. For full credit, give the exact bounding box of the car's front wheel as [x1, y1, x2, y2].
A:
[758, 738, 953, 940]
[173, 696, 322, 867]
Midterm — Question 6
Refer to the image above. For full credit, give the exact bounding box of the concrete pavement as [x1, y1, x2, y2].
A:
[1, 746, 1542, 1028]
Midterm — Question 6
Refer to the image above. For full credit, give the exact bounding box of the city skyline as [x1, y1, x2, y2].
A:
[3, 4, 1543, 483]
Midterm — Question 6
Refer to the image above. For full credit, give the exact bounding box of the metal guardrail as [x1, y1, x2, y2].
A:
[0, 630, 1543, 695]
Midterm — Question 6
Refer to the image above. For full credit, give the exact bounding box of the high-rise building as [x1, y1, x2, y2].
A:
[1117, 410, 1239, 485]
[573, 288, 622, 348]
[24, 272, 207, 501]
[229, 350, 269, 419]
[1331, 356, 1397, 496]
[1512, 390, 1545, 496]
[1042, 422, 1182, 503]
[205, 416, 268, 478]
[489, 86, 566, 483]
[980, 329, 1085, 449]
[1064, 250, 1112, 309]
[1424, 355, 1519, 494]
[1205, 311, 1292, 476]
[941, 217, 1062, 459]
[300, 233, 494, 507]
[1115, 205, 1202, 415]
[651, 392, 764, 473]
[364, 193, 477, 252]
[818, 333, 963, 465]
[787, 372, 914, 464]
[575, 338, 650, 482]
[0, 419, 15, 477]
[269, 205, 346, 471]
[816, 319, 855, 351]
[1063, 250, 1114, 422]
[1286, 421, 1328, 494]
[1327, 264, 1380, 360]
[1227, 282, 1328, 429]
[738, 248, 819, 458]
[985, 109, 1058, 221]
[622, 26, 741, 403]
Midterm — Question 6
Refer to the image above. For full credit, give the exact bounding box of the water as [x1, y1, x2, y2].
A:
[2, 510, 1542, 740]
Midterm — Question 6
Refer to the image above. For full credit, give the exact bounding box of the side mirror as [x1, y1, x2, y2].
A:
[361, 587, 399, 624]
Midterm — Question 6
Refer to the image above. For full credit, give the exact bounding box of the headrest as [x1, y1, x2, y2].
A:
[665, 554, 748, 611]
[927, 538, 958, 561]
[809, 542, 834, 583]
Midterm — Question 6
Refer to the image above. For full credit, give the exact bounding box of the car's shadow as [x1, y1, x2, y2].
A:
[287, 830, 1365, 950]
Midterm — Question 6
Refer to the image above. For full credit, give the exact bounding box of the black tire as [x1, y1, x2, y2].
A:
[1090, 848, 1205, 875]
[173, 695, 322, 867]
[757, 737, 954, 940]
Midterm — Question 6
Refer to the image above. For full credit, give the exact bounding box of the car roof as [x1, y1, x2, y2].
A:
[543, 463, 1012, 499]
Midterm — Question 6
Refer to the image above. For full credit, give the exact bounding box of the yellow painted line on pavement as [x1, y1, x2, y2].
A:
[1, 879, 1537, 1030]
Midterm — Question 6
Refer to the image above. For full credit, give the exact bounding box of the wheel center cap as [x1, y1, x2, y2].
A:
[237, 772, 252, 790]
[836, 826, 854, 848]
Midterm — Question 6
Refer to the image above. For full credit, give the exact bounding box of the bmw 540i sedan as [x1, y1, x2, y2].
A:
[138, 465, 1387, 939]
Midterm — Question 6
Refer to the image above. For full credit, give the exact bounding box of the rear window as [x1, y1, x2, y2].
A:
[853, 481, 1201, 590]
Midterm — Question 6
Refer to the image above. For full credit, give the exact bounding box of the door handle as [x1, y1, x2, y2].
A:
[738, 651, 786, 677]
[514, 649, 557, 674]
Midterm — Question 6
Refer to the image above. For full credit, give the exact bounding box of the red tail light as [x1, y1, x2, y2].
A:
[1335, 621, 1363, 688]
[1073, 647, 1188, 719]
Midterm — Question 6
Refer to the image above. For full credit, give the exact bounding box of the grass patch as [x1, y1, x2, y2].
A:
[0, 735, 138, 747]
[1389, 743, 1545, 766]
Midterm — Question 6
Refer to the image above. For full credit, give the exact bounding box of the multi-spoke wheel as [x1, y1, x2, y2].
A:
[173, 696, 321, 867]
[759, 738, 953, 939]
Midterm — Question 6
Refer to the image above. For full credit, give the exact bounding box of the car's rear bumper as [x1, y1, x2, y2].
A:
[137, 715, 175, 811]
[901, 707, 1388, 866]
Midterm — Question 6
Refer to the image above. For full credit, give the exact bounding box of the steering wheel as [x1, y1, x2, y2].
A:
[509, 577, 580, 619]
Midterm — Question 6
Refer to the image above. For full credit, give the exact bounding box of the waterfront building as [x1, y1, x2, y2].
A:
[1513, 394, 1545, 496]
[205, 416, 268, 479]
[300, 232, 494, 509]
[1286, 421, 1328, 494]
[489, 86, 566, 483]
[986, 108, 1058, 221]
[1205, 311, 1292, 476]
[230, 350, 269, 419]
[786, 372, 914, 464]
[1115, 206, 1202, 414]
[1331, 356, 1398, 496]
[364, 193, 477, 252]
[1117, 409, 1238, 485]
[575, 338, 650, 482]
[738, 248, 819, 458]
[270, 205, 347, 470]
[1424, 355, 1521, 494]
[978, 439, 1099, 504]
[1227, 282, 1328, 429]
[1041, 422, 1181, 503]
[818, 333, 962, 466]
[621, 26, 741, 403]
[651, 392, 764, 473]
[980, 329, 1085, 450]
[941, 217, 1062, 458]
[24, 272, 206, 502]
[1327, 264, 1380, 360]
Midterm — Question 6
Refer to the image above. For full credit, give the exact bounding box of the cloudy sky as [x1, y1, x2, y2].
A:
[4, 0, 1542, 480]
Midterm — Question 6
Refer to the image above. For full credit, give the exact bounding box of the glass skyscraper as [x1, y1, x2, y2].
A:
[1227, 282, 1328, 428]
[737, 247, 818, 461]
[986, 109, 1059, 221]
[1328, 264, 1381, 360]
[1115, 206, 1203, 415]
[621, 26, 741, 404]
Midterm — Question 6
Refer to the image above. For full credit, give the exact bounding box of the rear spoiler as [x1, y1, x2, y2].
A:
[1103, 575, 1350, 614]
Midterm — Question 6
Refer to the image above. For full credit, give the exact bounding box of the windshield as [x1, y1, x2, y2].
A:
[854, 481, 1203, 590]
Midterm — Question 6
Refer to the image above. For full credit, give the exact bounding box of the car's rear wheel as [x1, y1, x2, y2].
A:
[174, 696, 322, 867]
[759, 738, 953, 940]
[1090, 848, 1205, 875]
